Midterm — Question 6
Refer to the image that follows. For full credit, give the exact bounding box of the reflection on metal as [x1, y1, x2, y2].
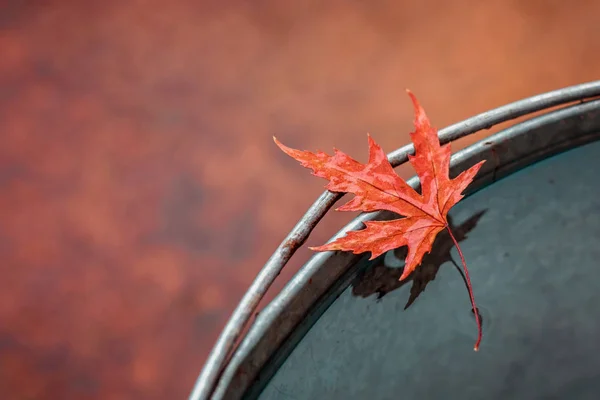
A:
[189, 81, 600, 400]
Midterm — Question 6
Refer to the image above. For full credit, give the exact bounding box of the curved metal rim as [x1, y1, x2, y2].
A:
[189, 80, 600, 400]
[218, 98, 600, 399]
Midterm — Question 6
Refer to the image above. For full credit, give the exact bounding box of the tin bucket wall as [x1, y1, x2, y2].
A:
[193, 82, 600, 400]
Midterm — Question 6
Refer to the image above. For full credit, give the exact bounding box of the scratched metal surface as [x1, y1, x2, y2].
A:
[256, 121, 600, 400]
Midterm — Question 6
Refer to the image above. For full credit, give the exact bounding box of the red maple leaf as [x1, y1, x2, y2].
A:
[274, 91, 486, 350]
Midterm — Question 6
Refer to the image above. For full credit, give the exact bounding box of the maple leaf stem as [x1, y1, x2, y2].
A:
[445, 224, 482, 351]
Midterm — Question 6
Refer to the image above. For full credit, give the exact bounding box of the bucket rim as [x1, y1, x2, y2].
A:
[190, 80, 600, 400]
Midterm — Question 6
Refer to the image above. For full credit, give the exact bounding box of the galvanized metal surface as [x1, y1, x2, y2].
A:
[189, 81, 600, 400]
[219, 98, 600, 399]
[259, 134, 600, 400]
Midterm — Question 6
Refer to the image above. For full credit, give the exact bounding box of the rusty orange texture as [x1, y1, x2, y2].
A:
[1, 1, 599, 399]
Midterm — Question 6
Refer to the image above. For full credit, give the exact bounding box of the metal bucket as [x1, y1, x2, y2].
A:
[191, 81, 600, 400]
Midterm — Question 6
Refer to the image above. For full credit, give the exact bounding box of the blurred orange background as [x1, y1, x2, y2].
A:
[1, 1, 599, 398]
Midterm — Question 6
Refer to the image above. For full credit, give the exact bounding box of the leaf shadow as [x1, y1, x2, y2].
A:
[351, 210, 488, 311]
